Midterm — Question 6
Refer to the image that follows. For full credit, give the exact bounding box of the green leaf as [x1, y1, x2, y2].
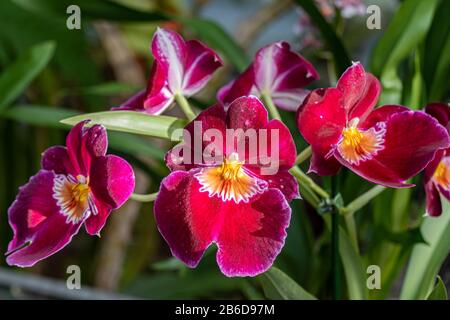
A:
[400, 196, 450, 300]
[0, 41, 55, 111]
[371, 0, 438, 76]
[3, 105, 165, 160]
[423, 0, 450, 101]
[13, 0, 167, 21]
[294, 0, 351, 76]
[338, 226, 368, 299]
[371, 0, 438, 105]
[426, 276, 448, 300]
[260, 267, 317, 300]
[176, 17, 249, 72]
[3, 104, 77, 128]
[61, 111, 187, 140]
[125, 272, 243, 299]
[58, 82, 141, 98]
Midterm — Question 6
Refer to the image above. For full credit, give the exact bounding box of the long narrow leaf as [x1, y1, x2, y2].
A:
[61, 111, 186, 140]
[423, 0, 450, 101]
[295, 0, 351, 76]
[13, 0, 167, 21]
[3, 105, 165, 160]
[0, 41, 55, 111]
[400, 197, 450, 299]
[176, 17, 250, 72]
[260, 267, 317, 300]
[371, 0, 438, 76]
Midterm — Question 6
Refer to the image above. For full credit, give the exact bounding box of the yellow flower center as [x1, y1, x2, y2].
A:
[195, 153, 267, 203]
[337, 118, 386, 165]
[53, 175, 97, 223]
[433, 160, 450, 190]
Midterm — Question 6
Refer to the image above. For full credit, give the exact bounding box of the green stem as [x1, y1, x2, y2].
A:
[260, 91, 282, 121]
[295, 146, 312, 165]
[174, 93, 196, 121]
[344, 214, 359, 253]
[130, 192, 158, 202]
[341, 185, 386, 217]
[330, 175, 341, 300]
[290, 166, 329, 199]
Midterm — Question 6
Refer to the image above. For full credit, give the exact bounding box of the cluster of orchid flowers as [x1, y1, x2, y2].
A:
[5, 28, 450, 278]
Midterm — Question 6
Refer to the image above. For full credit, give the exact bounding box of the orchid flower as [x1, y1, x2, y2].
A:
[154, 96, 299, 277]
[423, 103, 450, 216]
[218, 41, 319, 112]
[296, 62, 450, 187]
[6, 122, 135, 267]
[114, 27, 223, 115]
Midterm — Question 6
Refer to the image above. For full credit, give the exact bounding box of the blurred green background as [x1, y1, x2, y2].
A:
[0, 0, 449, 300]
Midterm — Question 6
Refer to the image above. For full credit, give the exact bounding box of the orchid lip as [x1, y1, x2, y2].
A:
[335, 118, 386, 165]
[53, 174, 98, 224]
[433, 157, 450, 191]
[194, 152, 268, 203]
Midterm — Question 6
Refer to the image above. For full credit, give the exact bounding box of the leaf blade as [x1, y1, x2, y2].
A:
[0, 41, 56, 111]
[260, 267, 317, 300]
[61, 111, 187, 140]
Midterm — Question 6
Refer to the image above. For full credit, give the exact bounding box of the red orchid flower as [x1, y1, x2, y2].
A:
[114, 27, 223, 114]
[154, 96, 298, 277]
[218, 41, 319, 111]
[6, 122, 135, 267]
[296, 62, 450, 187]
[424, 103, 450, 216]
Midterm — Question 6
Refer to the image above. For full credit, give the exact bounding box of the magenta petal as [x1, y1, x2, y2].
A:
[84, 198, 111, 236]
[66, 121, 88, 175]
[89, 155, 135, 209]
[337, 62, 380, 120]
[310, 149, 342, 176]
[247, 168, 299, 201]
[182, 40, 223, 95]
[296, 88, 346, 173]
[41, 146, 74, 175]
[154, 171, 222, 267]
[359, 105, 409, 129]
[254, 42, 318, 99]
[85, 124, 108, 158]
[142, 62, 174, 114]
[217, 67, 255, 106]
[263, 119, 297, 169]
[424, 149, 446, 182]
[151, 27, 186, 92]
[336, 62, 367, 110]
[216, 189, 291, 277]
[336, 110, 450, 187]
[227, 96, 269, 131]
[66, 122, 109, 176]
[425, 181, 442, 217]
[6, 171, 83, 267]
[166, 104, 227, 170]
[425, 103, 450, 127]
[348, 73, 381, 121]
[272, 88, 310, 112]
[113, 90, 147, 111]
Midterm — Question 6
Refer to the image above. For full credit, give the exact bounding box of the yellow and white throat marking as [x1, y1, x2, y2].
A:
[195, 153, 267, 203]
[53, 174, 97, 223]
[433, 158, 450, 191]
[336, 118, 386, 165]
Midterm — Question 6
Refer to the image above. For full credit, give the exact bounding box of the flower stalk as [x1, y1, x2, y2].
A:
[261, 91, 282, 121]
[340, 185, 386, 217]
[295, 146, 312, 165]
[330, 175, 341, 300]
[131, 192, 158, 202]
[290, 166, 329, 199]
[175, 93, 196, 121]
